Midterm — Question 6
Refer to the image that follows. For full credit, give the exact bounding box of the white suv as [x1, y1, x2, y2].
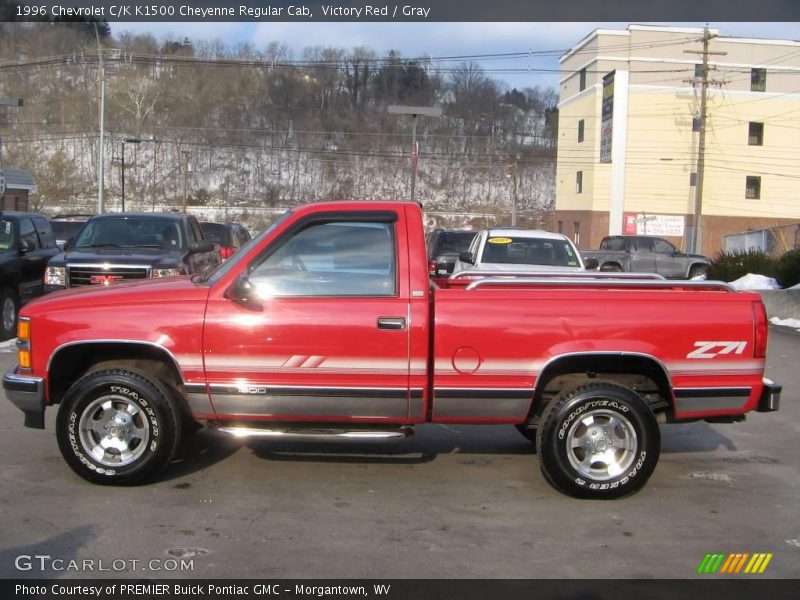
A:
[452, 228, 585, 274]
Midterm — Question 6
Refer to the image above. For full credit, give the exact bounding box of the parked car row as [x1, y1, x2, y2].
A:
[0, 209, 250, 340]
[427, 228, 710, 279]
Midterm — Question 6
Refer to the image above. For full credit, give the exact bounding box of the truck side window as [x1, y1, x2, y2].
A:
[249, 221, 397, 297]
[32, 216, 56, 249]
[652, 239, 675, 254]
[19, 218, 41, 251]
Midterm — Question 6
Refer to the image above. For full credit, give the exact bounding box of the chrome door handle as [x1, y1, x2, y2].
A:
[377, 317, 406, 330]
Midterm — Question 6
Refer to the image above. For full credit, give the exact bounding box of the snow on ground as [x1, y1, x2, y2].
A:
[770, 317, 800, 331]
[789, 283, 800, 290]
[729, 273, 781, 291]
[0, 338, 17, 352]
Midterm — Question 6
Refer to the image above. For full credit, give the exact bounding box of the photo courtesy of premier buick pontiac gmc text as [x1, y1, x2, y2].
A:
[2, 201, 781, 499]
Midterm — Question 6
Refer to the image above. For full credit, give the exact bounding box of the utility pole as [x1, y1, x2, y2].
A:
[181, 151, 190, 212]
[684, 27, 726, 254]
[94, 22, 106, 214]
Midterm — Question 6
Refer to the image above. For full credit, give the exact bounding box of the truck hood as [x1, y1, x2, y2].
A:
[50, 247, 185, 268]
[22, 276, 209, 315]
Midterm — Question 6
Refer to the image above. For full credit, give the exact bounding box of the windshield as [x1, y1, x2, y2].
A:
[0, 219, 14, 251]
[201, 210, 293, 285]
[481, 235, 582, 268]
[73, 217, 184, 250]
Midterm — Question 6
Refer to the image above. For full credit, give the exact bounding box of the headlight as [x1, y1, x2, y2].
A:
[152, 268, 182, 278]
[45, 266, 66, 287]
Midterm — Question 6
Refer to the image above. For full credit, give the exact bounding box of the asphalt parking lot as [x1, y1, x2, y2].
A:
[1, 328, 799, 580]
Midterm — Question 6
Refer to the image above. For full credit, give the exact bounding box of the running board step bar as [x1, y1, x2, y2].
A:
[213, 425, 414, 441]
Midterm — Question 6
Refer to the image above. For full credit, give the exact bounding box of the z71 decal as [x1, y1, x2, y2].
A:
[687, 341, 748, 359]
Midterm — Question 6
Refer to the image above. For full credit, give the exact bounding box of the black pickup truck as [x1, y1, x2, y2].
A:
[0, 212, 60, 339]
[44, 213, 219, 293]
[581, 235, 710, 279]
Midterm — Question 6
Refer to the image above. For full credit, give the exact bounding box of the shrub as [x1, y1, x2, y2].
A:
[707, 249, 778, 283]
[775, 249, 800, 288]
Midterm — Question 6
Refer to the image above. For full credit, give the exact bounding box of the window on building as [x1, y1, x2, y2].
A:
[751, 68, 766, 92]
[578, 119, 585, 143]
[573, 222, 581, 246]
[690, 172, 697, 186]
[579, 68, 586, 92]
[576, 171, 583, 194]
[694, 64, 704, 78]
[692, 117, 701, 132]
[557, 221, 564, 234]
[748, 122, 764, 146]
[746, 176, 761, 199]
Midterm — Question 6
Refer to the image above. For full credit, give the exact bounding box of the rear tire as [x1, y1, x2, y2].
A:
[536, 382, 660, 499]
[1, 287, 19, 341]
[56, 369, 182, 484]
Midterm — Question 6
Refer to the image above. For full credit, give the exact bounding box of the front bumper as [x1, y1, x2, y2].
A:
[757, 378, 781, 412]
[2, 366, 46, 429]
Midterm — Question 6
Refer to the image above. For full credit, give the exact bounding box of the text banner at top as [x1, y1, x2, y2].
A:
[3, 0, 800, 22]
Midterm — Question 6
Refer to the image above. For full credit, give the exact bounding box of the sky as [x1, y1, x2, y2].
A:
[114, 21, 800, 91]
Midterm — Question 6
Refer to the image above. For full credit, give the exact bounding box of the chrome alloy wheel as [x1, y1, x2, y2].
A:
[565, 409, 637, 480]
[78, 396, 150, 467]
[2, 296, 15, 333]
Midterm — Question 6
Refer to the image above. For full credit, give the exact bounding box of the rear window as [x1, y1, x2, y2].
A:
[435, 232, 475, 255]
[51, 220, 86, 242]
[201, 223, 232, 246]
[600, 237, 627, 251]
[481, 236, 581, 267]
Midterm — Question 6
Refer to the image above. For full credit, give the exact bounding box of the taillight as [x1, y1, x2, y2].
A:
[428, 259, 438, 276]
[220, 246, 235, 260]
[753, 301, 768, 358]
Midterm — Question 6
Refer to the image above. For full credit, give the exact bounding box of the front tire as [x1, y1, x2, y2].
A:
[536, 382, 660, 499]
[1, 287, 19, 341]
[56, 369, 181, 484]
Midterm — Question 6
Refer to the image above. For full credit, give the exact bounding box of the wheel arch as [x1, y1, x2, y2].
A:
[47, 340, 186, 406]
[530, 351, 674, 420]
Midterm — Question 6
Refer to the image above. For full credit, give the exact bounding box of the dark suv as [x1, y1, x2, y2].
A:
[44, 213, 219, 293]
[0, 212, 60, 339]
[425, 229, 477, 276]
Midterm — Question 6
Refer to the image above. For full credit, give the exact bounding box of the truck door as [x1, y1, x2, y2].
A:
[17, 218, 48, 303]
[629, 237, 656, 272]
[202, 211, 411, 421]
[652, 238, 683, 278]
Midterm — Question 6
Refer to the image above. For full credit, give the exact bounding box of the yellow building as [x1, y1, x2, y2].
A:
[554, 25, 800, 254]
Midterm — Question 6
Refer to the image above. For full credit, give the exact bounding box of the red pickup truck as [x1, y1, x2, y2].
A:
[3, 201, 781, 499]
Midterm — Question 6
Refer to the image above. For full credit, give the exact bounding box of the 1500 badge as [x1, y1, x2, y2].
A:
[687, 341, 748, 359]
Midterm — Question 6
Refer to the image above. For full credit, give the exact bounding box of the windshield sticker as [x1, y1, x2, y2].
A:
[487, 237, 512, 244]
[4, 222, 10, 235]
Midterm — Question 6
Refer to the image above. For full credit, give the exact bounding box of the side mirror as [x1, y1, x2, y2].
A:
[189, 239, 214, 254]
[18, 238, 35, 254]
[225, 274, 262, 311]
[584, 258, 599, 270]
[458, 251, 474, 265]
[62, 238, 73, 251]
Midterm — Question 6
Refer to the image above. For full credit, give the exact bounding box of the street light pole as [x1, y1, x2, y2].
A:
[388, 105, 442, 202]
[93, 22, 106, 214]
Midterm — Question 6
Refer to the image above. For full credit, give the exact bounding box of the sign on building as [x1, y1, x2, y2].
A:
[599, 71, 614, 164]
[624, 213, 685, 237]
